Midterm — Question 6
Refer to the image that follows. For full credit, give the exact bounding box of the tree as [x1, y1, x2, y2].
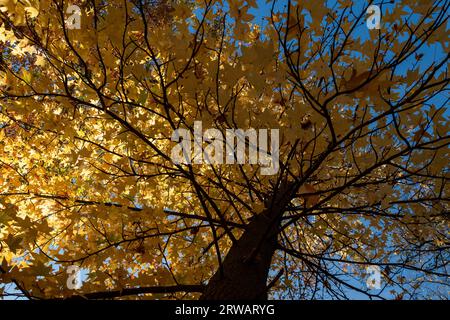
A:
[0, 0, 448, 300]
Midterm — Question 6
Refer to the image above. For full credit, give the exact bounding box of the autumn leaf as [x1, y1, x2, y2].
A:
[299, 184, 320, 208]
[0, 0, 447, 302]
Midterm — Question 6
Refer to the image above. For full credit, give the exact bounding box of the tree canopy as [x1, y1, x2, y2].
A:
[0, 0, 449, 299]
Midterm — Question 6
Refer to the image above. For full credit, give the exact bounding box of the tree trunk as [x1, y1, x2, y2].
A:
[200, 211, 279, 300]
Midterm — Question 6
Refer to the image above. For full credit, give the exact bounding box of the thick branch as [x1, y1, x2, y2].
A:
[64, 284, 205, 300]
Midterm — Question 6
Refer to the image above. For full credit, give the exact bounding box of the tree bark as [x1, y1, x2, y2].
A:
[200, 211, 279, 300]
[200, 181, 294, 300]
